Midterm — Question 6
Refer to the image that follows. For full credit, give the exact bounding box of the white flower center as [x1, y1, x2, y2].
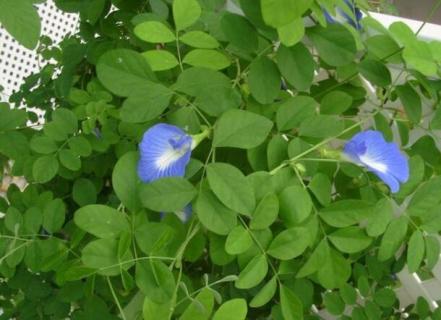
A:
[155, 147, 187, 171]
[359, 154, 388, 173]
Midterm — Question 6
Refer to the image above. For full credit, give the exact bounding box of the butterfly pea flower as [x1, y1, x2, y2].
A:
[343, 130, 409, 193]
[323, 0, 362, 29]
[138, 123, 210, 183]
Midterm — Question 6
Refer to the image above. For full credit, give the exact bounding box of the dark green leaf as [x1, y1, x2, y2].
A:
[248, 57, 281, 104]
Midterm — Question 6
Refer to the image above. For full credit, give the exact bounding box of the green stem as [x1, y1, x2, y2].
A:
[175, 31, 184, 72]
[107, 277, 127, 320]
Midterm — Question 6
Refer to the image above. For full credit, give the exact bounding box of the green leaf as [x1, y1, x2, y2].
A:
[183, 49, 231, 70]
[340, 283, 357, 305]
[139, 177, 197, 212]
[72, 178, 97, 206]
[366, 198, 393, 237]
[74, 205, 130, 238]
[276, 96, 317, 131]
[299, 115, 344, 138]
[279, 185, 312, 226]
[24, 207, 42, 234]
[30, 136, 58, 154]
[97, 49, 156, 97]
[425, 236, 440, 270]
[33, 155, 59, 183]
[235, 254, 268, 289]
[53, 109, 78, 135]
[196, 186, 237, 235]
[277, 18, 304, 47]
[180, 288, 214, 320]
[403, 41, 437, 76]
[358, 59, 391, 87]
[220, 12, 258, 53]
[296, 240, 329, 276]
[396, 83, 422, 124]
[280, 285, 303, 320]
[320, 200, 372, 228]
[112, 152, 143, 212]
[317, 247, 351, 289]
[250, 193, 279, 230]
[225, 225, 253, 255]
[0, 0, 41, 49]
[82, 238, 133, 276]
[249, 276, 277, 308]
[173, 0, 201, 31]
[134, 21, 176, 43]
[212, 299, 247, 320]
[0, 103, 27, 132]
[206, 163, 255, 215]
[276, 43, 314, 91]
[378, 216, 408, 261]
[5, 207, 22, 233]
[308, 173, 331, 206]
[68, 136, 92, 157]
[213, 109, 273, 149]
[329, 227, 372, 254]
[373, 288, 396, 308]
[136, 260, 175, 303]
[59, 149, 81, 171]
[307, 24, 357, 66]
[261, 0, 312, 28]
[121, 84, 173, 123]
[175, 67, 240, 116]
[267, 227, 309, 260]
[142, 50, 179, 71]
[135, 222, 174, 255]
[180, 31, 219, 49]
[407, 230, 425, 273]
[407, 177, 441, 217]
[323, 291, 345, 316]
[248, 57, 281, 104]
[320, 91, 353, 115]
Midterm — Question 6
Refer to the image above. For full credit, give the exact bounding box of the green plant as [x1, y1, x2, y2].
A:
[2, 0, 441, 319]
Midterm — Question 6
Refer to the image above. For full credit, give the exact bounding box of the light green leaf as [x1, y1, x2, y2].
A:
[250, 193, 279, 230]
[96, 49, 156, 97]
[276, 96, 317, 131]
[307, 24, 357, 66]
[378, 216, 408, 261]
[142, 50, 179, 71]
[319, 200, 372, 228]
[308, 173, 331, 206]
[249, 276, 277, 308]
[267, 227, 309, 260]
[139, 177, 197, 212]
[323, 292, 345, 316]
[206, 163, 255, 215]
[277, 18, 304, 47]
[366, 198, 393, 237]
[320, 91, 353, 115]
[396, 83, 422, 124]
[403, 41, 437, 76]
[134, 21, 176, 43]
[196, 186, 237, 235]
[33, 155, 59, 183]
[0, 0, 41, 49]
[112, 152, 143, 212]
[213, 109, 273, 149]
[225, 225, 253, 255]
[425, 236, 440, 270]
[135, 260, 175, 303]
[407, 230, 425, 273]
[279, 185, 312, 226]
[280, 285, 303, 320]
[180, 31, 219, 48]
[235, 254, 268, 289]
[276, 43, 315, 91]
[74, 205, 130, 238]
[135, 222, 174, 255]
[183, 49, 231, 70]
[248, 56, 281, 104]
[213, 299, 247, 320]
[261, 0, 312, 28]
[180, 288, 214, 320]
[329, 227, 372, 254]
[173, 0, 201, 31]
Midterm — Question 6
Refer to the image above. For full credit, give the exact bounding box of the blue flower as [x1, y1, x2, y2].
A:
[343, 130, 409, 193]
[138, 123, 192, 183]
[323, 0, 362, 29]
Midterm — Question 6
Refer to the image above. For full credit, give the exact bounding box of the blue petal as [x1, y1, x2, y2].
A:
[323, 0, 362, 29]
[138, 124, 192, 183]
[344, 130, 409, 193]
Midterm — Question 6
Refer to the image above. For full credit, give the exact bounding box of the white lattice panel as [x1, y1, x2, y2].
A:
[0, 0, 79, 100]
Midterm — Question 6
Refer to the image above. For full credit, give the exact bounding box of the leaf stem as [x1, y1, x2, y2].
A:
[107, 277, 127, 320]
